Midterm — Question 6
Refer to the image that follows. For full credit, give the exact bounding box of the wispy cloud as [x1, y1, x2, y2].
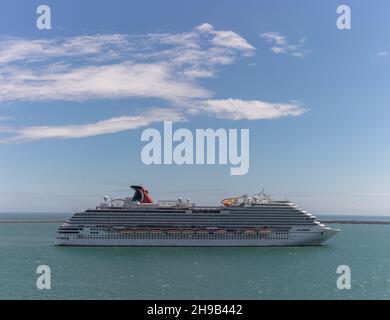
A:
[0, 108, 184, 143]
[0, 34, 130, 64]
[378, 51, 388, 56]
[0, 97, 307, 142]
[261, 32, 309, 58]
[0, 63, 209, 102]
[197, 23, 255, 52]
[194, 99, 306, 120]
[0, 24, 254, 103]
[0, 24, 308, 143]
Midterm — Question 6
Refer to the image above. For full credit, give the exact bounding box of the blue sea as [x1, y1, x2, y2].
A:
[1, 213, 390, 299]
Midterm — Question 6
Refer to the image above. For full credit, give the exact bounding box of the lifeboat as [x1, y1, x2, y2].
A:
[244, 229, 256, 235]
[182, 229, 195, 234]
[135, 229, 148, 234]
[167, 229, 180, 234]
[221, 197, 240, 206]
[258, 228, 272, 235]
[120, 228, 135, 234]
[196, 229, 209, 234]
[113, 226, 125, 230]
[150, 229, 162, 234]
[214, 229, 227, 234]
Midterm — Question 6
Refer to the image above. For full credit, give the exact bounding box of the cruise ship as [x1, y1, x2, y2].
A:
[55, 185, 340, 246]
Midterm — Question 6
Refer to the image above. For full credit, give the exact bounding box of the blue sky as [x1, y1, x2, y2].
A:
[0, 0, 389, 214]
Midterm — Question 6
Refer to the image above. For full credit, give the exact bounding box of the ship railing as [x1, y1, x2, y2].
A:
[157, 200, 195, 208]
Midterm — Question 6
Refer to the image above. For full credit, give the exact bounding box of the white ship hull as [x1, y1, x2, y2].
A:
[55, 227, 339, 247]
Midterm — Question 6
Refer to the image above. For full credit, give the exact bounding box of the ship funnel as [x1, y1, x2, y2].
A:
[130, 185, 154, 204]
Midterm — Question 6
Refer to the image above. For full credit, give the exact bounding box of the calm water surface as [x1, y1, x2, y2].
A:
[0, 214, 389, 299]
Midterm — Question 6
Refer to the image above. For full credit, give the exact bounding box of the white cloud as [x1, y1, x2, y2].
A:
[0, 24, 308, 143]
[182, 68, 216, 78]
[0, 34, 130, 64]
[197, 23, 215, 33]
[0, 24, 255, 103]
[291, 52, 305, 58]
[261, 32, 287, 46]
[197, 23, 255, 51]
[194, 98, 307, 120]
[298, 37, 307, 44]
[261, 32, 309, 58]
[0, 108, 185, 143]
[0, 63, 210, 102]
[1, 99, 307, 142]
[212, 31, 255, 51]
[271, 47, 286, 54]
[378, 51, 388, 56]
